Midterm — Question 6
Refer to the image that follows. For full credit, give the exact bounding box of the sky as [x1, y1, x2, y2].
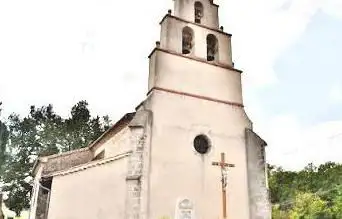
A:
[0, 0, 341, 170]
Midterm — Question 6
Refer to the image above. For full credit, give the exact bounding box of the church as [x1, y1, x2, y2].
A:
[29, 0, 271, 218]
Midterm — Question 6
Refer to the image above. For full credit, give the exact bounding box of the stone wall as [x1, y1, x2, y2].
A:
[42, 149, 93, 176]
[94, 127, 131, 159]
[125, 128, 145, 219]
[36, 189, 49, 219]
[245, 129, 271, 219]
[0, 193, 4, 219]
[125, 109, 152, 219]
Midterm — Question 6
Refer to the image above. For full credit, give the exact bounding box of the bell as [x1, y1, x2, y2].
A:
[207, 35, 217, 61]
[195, 11, 202, 19]
[207, 55, 215, 61]
[207, 48, 215, 61]
[195, 10, 202, 23]
[182, 42, 191, 54]
[183, 49, 191, 54]
[182, 33, 192, 54]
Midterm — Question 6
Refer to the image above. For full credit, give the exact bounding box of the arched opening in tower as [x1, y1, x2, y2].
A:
[182, 27, 194, 55]
[194, 1, 204, 24]
[206, 34, 218, 61]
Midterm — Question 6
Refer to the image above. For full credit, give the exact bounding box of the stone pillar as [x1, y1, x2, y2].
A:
[245, 129, 271, 219]
[125, 128, 145, 219]
[36, 188, 49, 219]
[35, 179, 52, 219]
[0, 193, 4, 219]
[124, 109, 152, 219]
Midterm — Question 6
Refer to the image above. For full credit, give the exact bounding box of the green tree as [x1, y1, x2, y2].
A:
[269, 162, 342, 219]
[272, 204, 290, 219]
[0, 102, 9, 181]
[331, 185, 342, 218]
[289, 192, 331, 219]
[63, 101, 105, 151]
[269, 166, 298, 205]
[2, 101, 111, 215]
[2, 106, 60, 215]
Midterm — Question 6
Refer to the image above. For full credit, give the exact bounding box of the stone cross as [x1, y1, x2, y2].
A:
[212, 153, 235, 219]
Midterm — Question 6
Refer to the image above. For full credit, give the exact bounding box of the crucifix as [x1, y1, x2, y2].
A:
[212, 152, 235, 219]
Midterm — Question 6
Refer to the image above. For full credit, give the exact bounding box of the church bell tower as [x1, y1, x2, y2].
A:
[135, 0, 271, 218]
[147, 0, 239, 106]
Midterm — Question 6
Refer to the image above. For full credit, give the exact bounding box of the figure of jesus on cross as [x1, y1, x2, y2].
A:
[212, 153, 235, 219]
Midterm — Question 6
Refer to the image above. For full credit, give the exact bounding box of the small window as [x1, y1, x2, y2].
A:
[182, 27, 194, 55]
[194, 2, 204, 24]
[206, 34, 218, 61]
[194, 135, 211, 154]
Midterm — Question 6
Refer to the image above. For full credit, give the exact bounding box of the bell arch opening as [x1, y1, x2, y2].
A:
[182, 27, 194, 55]
[194, 1, 204, 24]
[206, 34, 218, 61]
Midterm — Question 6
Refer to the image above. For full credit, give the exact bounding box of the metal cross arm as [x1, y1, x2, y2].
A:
[212, 162, 235, 168]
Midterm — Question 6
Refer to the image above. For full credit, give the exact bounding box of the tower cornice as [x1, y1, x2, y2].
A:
[148, 47, 243, 74]
[177, 0, 219, 7]
[207, 0, 219, 7]
[147, 87, 244, 108]
[159, 14, 232, 37]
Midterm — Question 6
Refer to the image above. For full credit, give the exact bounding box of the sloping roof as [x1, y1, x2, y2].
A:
[32, 112, 136, 176]
[43, 151, 132, 178]
[246, 128, 267, 147]
[38, 147, 90, 161]
[88, 112, 136, 151]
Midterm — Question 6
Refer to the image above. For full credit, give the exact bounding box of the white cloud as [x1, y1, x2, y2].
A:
[222, 0, 321, 88]
[258, 114, 342, 170]
[221, 0, 342, 90]
[0, 0, 174, 120]
[328, 83, 342, 104]
[303, 121, 342, 164]
[321, 0, 342, 19]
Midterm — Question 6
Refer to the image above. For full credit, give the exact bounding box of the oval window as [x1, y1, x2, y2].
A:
[193, 135, 210, 154]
